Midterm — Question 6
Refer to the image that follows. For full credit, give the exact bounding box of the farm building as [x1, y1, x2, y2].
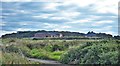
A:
[33, 33, 63, 38]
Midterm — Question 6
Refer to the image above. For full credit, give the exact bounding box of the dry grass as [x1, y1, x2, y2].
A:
[0, 50, 2, 65]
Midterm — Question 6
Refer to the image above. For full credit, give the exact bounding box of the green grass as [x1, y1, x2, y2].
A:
[50, 51, 64, 60]
[29, 48, 65, 61]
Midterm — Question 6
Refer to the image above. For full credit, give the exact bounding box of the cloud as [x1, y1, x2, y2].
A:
[95, 26, 113, 32]
[43, 23, 59, 28]
[0, 22, 6, 26]
[63, 0, 118, 15]
[43, 23, 71, 28]
[59, 11, 80, 18]
[1, 0, 32, 2]
[67, 19, 91, 24]
[32, 14, 53, 19]
[32, 10, 80, 21]
[43, 2, 61, 10]
[2, 13, 17, 16]
[67, 15, 102, 24]
[47, 11, 81, 21]
[63, 0, 96, 7]
[50, 16, 66, 20]
[0, 15, 4, 19]
[92, 0, 118, 15]
[18, 22, 30, 26]
[16, 10, 31, 14]
[16, 28, 32, 31]
[1, 1, 118, 36]
[1, 0, 63, 2]
[92, 20, 114, 26]
[61, 26, 71, 29]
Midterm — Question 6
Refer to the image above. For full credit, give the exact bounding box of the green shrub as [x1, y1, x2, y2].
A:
[60, 40, 119, 64]
[5, 46, 19, 53]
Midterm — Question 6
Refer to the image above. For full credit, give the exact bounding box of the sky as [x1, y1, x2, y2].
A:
[0, 0, 119, 36]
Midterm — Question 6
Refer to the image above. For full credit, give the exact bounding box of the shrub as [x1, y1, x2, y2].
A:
[2, 52, 41, 64]
[60, 40, 119, 64]
[5, 46, 19, 53]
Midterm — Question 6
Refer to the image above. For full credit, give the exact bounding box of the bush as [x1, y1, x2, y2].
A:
[44, 44, 66, 52]
[60, 40, 119, 64]
[5, 46, 19, 53]
[2, 52, 41, 64]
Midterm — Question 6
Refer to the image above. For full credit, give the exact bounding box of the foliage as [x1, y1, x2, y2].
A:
[50, 51, 64, 60]
[29, 49, 50, 59]
[29, 48, 64, 61]
[1, 38, 120, 64]
[1, 30, 114, 39]
[114, 35, 120, 40]
[60, 40, 120, 64]
[2, 52, 41, 64]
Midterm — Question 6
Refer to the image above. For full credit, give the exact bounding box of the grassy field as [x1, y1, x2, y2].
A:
[1, 38, 120, 64]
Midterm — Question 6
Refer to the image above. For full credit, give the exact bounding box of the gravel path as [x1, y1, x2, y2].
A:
[27, 57, 61, 64]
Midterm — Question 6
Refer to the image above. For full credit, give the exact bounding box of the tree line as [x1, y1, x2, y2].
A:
[1, 30, 120, 39]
